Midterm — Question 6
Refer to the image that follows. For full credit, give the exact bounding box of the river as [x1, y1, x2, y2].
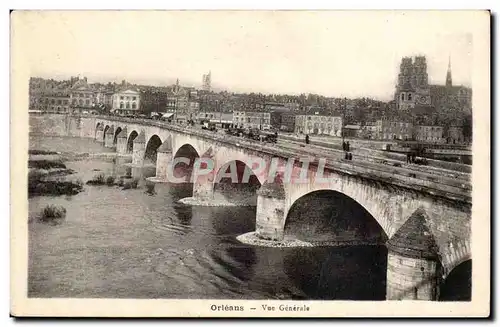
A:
[28, 135, 390, 300]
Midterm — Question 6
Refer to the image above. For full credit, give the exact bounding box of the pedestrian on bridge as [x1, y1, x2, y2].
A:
[305, 134, 310, 145]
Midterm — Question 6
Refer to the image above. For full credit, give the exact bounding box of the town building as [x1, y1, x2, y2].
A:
[446, 126, 464, 144]
[359, 122, 378, 139]
[198, 112, 233, 128]
[376, 120, 413, 140]
[68, 77, 96, 113]
[167, 79, 200, 122]
[29, 91, 44, 111]
[264, 102, 291, 130]
[140, 89, 169, 114]
[188, 100, 200, 114]
[197, 111, 219, 121]
[94, 89, 114, 111]
[280, 113, 297, 132]
[294, 114, 343, 136]
[40, 89, 71, 113]
[342, 124, 362, 138]
[414, 125, 444, 143]
[166, 96, 177, 111]
[112, 89, 141, 115]
[284, 101, 301, 112]
[233, 111, 271, 130]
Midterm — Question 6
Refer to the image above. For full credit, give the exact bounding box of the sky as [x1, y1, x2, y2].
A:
[13, 10, 475, 101]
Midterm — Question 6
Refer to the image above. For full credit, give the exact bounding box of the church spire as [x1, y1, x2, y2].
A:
[446, 55, 452, 87]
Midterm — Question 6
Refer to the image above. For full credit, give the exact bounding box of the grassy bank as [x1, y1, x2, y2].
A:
[28, 149, 59, 155]
[28, 153, 84, 197]
[28, 169, 84, 196]
[28, 159, 66, 170]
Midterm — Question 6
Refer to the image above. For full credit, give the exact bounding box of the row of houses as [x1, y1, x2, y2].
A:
[29, 77, 201, 117]
[30, 77, 138, 115]
[30, 77, 466, 144]
[228, 111, 464, 144]
[335, 119, 464, 144]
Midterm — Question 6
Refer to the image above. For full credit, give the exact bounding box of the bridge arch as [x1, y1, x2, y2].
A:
[213, 160, 262, 206]
[95, 122, 103, 139]
[173, 144, 200, 183]
[127, 130, 139, 153]
[144, 134, 163, 163]
[284, 189, 388, 245]
[113, 126, 123, 145]
[103, 124, 113, 141]
[439, 259, 472, 301]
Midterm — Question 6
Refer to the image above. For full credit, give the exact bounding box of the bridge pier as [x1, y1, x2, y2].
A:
[95, 126, 104, 143]
[132, 131, 146, 167]
[255, 176, 286, 241]
[116, 128, 128, 154]
[104, 127, 115, 149]
[193, 179, 215, 200]
[190, 147, 216, 202]
[155, 139, 172, 180]
[385, 208, 441, 300]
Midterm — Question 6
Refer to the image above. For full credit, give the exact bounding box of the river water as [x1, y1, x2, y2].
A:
[28, 135, 389, 300]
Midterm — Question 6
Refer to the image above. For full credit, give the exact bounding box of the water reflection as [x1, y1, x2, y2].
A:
[209, 206, 256, 236]
[283, 246, 387, 300]
[29, 136, 390, 300]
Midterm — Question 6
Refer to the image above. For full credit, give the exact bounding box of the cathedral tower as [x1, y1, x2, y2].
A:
[395, 56, 431, 110]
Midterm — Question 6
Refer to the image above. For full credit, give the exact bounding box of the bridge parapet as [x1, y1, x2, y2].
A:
[95, 115, 471, 205]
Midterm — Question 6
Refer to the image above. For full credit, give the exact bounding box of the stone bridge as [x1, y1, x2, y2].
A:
[41, 115, 473, 301]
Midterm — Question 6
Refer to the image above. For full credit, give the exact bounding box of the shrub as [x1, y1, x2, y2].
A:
[96, 173, 105, 184]
[86, 173, 106, 185]
[75, 178, 84, 188]
[39, 205, 66, 224]
[106, 175, 116, 186]
[145, 181, 156, 195]
[122, 178, 139, 190]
